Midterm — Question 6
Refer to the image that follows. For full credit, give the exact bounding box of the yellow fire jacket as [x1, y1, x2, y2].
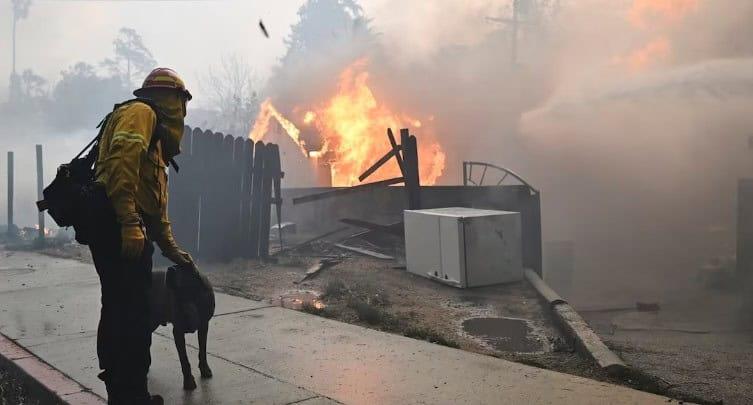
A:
[94, 101, 186, 260]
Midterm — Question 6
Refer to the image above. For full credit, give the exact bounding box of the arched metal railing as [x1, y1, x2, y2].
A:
[462, 161, 539, 194]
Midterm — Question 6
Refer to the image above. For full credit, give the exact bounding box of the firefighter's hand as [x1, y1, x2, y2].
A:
[121, 223, 145, 260]
[154, 222, 194, 266]
[163, 247, 193, 267]
[156, 236, 193, 266]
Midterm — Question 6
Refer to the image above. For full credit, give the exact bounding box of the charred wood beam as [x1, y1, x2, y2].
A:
[387, 128, 407, 177]
[408, 134, 421, 208]
[299, 258, 341, 282]
[358, 144, 402, 182]
[339, 218, 404, 236]
[334, 243, 394, 260]
[401, 129, 421, 210]
[272, 226, 350, 256]
[292, 177, 404, 205]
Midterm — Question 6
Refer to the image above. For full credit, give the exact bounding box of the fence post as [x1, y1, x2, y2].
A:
[400, 129, 421, 210]
[737, 179, 753, 282]
[240, 139, 255, 257]
[249, 142, 266, 258]
[258, 144, 276, 258]
[232, 136, 246, 257]
[544, 241, 574, 299]
[407, 134, 421, 209]
[219, 134, 235, 260]
[7, 151, 15, 237]
[270, 144, 283, 252]
[35, 145, 45, 244]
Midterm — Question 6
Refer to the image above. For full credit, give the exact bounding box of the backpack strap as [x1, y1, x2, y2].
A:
[133, 98, 180, 172]
[86, 98, 180, 172]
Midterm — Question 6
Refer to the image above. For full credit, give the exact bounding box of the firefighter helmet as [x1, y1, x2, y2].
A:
[133, 67, 192, 101]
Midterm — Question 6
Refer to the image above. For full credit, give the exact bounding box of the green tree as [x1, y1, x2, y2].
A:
[48, 62, 128, 130]
[280, 0, 374, 67]
[19, 68, 46, 99]
[101, 27, 157, 88]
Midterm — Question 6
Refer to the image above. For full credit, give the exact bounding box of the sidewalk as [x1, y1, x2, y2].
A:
[0, 251, 673, 404]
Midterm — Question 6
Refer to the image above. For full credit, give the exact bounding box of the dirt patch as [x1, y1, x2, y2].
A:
[583, 290, 752, 405]
[202, 247, 716, 398]
[2, 241, 93, 264]
[200, 248, 602, 374]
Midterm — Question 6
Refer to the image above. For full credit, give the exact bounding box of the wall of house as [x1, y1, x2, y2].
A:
[279, 185, 542, 274]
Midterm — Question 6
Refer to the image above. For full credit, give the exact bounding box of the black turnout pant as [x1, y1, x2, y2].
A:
[89, 215, 154, 405]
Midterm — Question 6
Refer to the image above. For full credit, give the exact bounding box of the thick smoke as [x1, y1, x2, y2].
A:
[265, 0, 753, 307]
[515, 0, 753, 306]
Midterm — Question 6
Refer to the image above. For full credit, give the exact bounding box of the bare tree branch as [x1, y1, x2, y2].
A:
[199, 54, 261, 137]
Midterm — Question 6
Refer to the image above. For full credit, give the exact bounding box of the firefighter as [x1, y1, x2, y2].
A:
[91, 67, 193, 404]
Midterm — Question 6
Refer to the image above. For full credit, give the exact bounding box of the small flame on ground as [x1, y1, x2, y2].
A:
[33, 224, 53, 236]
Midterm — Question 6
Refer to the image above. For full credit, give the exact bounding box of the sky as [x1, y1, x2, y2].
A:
[0, 0, 306, 105]
[0, 0, 520, 106]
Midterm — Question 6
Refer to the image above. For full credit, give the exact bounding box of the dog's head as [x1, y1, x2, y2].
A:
[166, 264, 215, 331]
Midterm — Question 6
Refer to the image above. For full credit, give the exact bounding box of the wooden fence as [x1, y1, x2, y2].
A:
[168, 126, 282, 261]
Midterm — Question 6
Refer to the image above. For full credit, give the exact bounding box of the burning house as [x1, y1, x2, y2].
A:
[249, 59, 446, 188]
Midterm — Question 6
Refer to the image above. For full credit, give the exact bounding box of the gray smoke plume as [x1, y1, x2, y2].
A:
[264, 0, 753, 307]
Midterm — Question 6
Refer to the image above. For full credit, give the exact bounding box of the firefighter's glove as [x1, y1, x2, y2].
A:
[162, 247, 193, 267]
[121, 223, 145, 260]
[156, 232, 193, 266]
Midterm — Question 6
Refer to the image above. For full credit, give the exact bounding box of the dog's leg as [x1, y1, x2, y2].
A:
[172, 327, 197, 390]
[198, 320, 212, 379]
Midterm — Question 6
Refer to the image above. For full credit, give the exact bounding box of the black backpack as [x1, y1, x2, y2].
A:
[36, 98, 172, 244]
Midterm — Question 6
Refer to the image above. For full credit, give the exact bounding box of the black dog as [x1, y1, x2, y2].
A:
[150, 266, 215, 390]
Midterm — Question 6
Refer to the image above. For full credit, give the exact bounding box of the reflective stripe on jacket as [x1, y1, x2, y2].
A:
[94, 101, 170, 240]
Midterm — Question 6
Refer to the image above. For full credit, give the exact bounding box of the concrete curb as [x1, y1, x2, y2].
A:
[0, 333, 105, 405]
[524, 269, 629, 376]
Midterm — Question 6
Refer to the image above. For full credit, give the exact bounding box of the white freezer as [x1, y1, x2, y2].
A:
[404, 207, 523, 288]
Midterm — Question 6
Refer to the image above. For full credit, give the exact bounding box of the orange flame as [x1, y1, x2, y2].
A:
[615, 0, 700, 71]
[250, 59, 446, 187]
[33, 224, 53, 236]
[628, 0, 699, 28]
[250, 99, 310, 157]
[617, 36, 671, 71]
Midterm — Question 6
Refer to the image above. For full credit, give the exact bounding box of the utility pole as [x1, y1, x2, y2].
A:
[10, 0, 31, 102]
[36, 144, 45, 244]
[12, 13, 16, 76]
[10, 9, 18, 102]
[7, 151, 15, 238]
[487, 0, 523, 66]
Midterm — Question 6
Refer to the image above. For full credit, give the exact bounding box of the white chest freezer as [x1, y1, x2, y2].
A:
[404, 207, 523, 288]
